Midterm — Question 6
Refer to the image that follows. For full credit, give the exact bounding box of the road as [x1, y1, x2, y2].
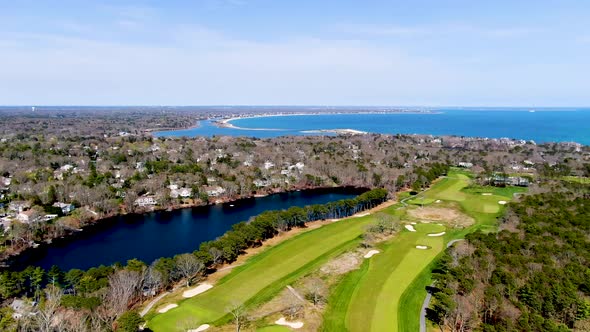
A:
[419, 239, 463, 332]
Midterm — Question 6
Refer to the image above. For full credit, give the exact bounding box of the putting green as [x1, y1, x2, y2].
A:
[148, 214, 376, 331]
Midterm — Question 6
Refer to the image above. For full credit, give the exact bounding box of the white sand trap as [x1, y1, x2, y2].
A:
[498, 200, 507, 205]
[157, 303, 177, 313]
[405, 225, 416, 232]
[410, 222, 417, 225]
[188, 324, 210, 332]
[482, 193, 493, 196]
[355, 212, 370, 217]
[435, 200, 442, 203]
[364, 250, 380, 258]
[183, 283, 213, 298]
[416, 245, 429, 250]
[275, 317, 304, 329]
[427, 232, 446, 237]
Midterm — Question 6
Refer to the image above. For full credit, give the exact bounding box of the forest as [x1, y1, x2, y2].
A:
[427, 181, 590, 331]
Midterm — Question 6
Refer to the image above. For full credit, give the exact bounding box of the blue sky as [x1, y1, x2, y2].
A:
[1, 0, 589, 106]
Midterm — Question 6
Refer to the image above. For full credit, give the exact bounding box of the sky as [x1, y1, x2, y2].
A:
[1, 0, 589, 106]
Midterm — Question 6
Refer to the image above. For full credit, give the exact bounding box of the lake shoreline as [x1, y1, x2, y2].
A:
[4, 185, 368, 271]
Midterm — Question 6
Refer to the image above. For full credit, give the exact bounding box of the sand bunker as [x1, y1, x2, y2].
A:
[157, 303, 177, 313]
[405, 225, 416, 232]
[183, 283, 213, 298]
[428, 232, 446, 237]
[364, 250, 380, 258]
[411, 222, 417, 225]
[355, 212, 370, 217]
[407, 206, 474, 227]
[275, 317, 304, 329]
[435, 199, 442, 203]
[416, 245, 429, 250]
[188, 324, 210, 332]
[482, 193, 493, 196]
[498, 200, 507, 205]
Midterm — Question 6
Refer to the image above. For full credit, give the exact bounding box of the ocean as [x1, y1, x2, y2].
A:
[154, 108, 590, 145]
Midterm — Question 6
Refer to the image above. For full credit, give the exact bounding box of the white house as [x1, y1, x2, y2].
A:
[205, 186, 226, 197]
[135, 196, 157, 207]
[53, 202, 75, 215]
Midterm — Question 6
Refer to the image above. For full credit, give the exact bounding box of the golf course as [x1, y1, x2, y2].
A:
[146, 169, 526, 331]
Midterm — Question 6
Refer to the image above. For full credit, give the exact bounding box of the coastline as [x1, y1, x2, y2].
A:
[214, 110, 438, 132]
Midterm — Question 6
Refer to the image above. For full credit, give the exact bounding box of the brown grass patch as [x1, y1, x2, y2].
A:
[407, 206, 474, 227]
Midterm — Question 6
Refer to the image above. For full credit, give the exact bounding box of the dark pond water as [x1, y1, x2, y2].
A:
[13, 188, 364, 271]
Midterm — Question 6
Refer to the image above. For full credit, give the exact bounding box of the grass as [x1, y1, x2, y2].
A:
[323, 169, 527, 332]
[320, 223, 444, 332]
[148, 213, 376, 331]
[562, 176, 590, 184]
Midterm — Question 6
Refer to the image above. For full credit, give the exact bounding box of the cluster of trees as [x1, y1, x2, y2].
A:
[0, 188, 387, 331]
[427, 183, 590, 331]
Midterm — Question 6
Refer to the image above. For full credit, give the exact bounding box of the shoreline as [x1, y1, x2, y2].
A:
[214, 110, 438, 132]
[4, 185, 369, 271]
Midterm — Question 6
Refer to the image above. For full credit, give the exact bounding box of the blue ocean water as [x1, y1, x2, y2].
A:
[155, 108, 590, 145]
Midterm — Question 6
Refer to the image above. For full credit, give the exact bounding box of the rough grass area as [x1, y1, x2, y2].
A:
[148, 214, 375, 331]
[406, 206, 474, 227]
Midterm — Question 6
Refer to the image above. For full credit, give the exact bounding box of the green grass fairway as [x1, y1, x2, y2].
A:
[148, 214, 375, 331]
[323, 169, 526, 332]
[322, 223, 444, 332]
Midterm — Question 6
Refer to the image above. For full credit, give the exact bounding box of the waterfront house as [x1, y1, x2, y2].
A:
[205, 186, 226, 197]
[135, 196, 158, 207]
[53, 202, 75, 215]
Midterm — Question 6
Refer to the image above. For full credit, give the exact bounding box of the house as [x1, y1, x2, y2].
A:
[205, 186, 226, 197]
[0, 217, 13, 230]
[169, 185, 192, 198]
[457, 162, 473, 168]
[9, 201, 31, 213]
[134, 196, 157, 207]
[53, 202, 75, 215]
[253, 179, 271, 188]
[17, 210, 35, 223]
[42, 214, 59, 221]
[264, 161, 275, 170]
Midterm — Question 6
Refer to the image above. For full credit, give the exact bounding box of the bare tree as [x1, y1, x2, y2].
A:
[35, 285, 63, 332]
[304, 278, 327, 306]
[105, 269, 143, 318]
[226, 302, 247, 332]
[174, 253, 204, 287]
[209, 247, 224, 265]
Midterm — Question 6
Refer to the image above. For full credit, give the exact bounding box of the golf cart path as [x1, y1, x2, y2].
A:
[140, 291, 170, 317]
[419, 239, 463, 332]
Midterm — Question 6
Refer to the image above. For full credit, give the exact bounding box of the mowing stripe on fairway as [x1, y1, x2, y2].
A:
[346, 224, 444, 332]
[148, 214, 375, 331]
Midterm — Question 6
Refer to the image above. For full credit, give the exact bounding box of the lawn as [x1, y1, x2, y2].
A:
[148, 213, 376, 331]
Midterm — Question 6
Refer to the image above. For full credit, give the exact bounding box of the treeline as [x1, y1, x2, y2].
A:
[0, 188, 387, 331]
[427, 186, 590, 331]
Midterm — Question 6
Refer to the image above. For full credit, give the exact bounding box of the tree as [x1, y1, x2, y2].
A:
[226, 302, 247, 332]
[116, 310, 144, 332]
[35, 285, 63, 332]
[174, 253, 204, 287]
[304, 278, 327, 306]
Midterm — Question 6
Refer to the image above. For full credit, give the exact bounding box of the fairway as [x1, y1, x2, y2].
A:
[148, 213, 375, 331]
[323, 169, 526, 332]
[322, 223, 445, 332]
